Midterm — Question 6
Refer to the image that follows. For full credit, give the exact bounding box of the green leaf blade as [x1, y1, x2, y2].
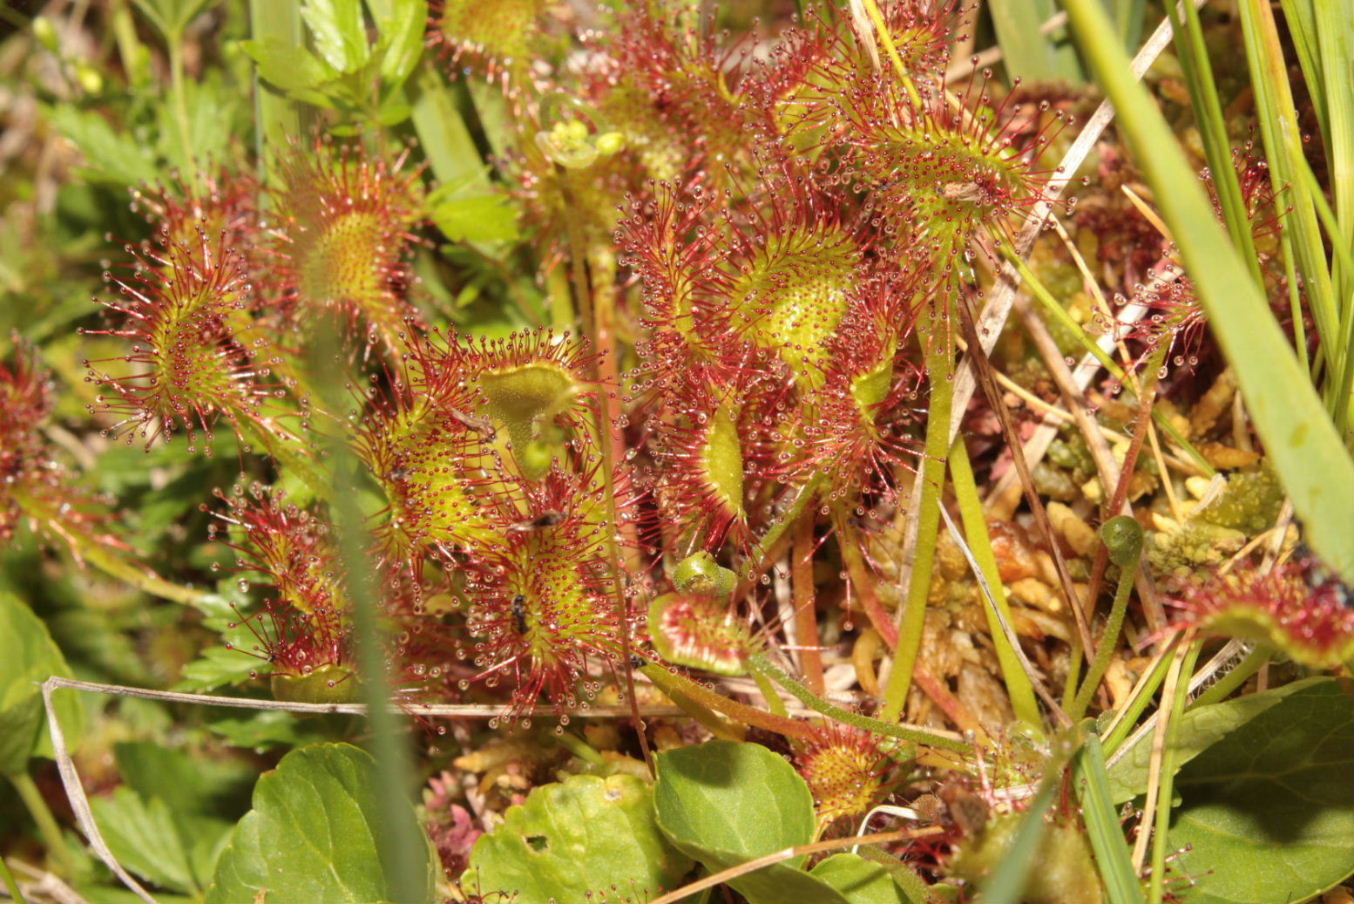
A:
[653, 740, 850, 903]
[1169, 680, 1354, 904]
[464, 773, 692, 904]
[0, 592, 82, 775]
[206, 743, 436, 904]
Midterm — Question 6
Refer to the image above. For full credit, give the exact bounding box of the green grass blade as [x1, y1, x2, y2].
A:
[988, 0, 1083, 83]
[1236, 0, 1343, 400]
[1165, 0, 1263, 287]
[978, 774, 1058, 904]
[249, 0, 302, 181]
[1303, 0, 1353, 287]
[948, 438, 1042, 731]
[1076, 733, 1147, 904]
[1112, 0, 1147, 52]
[1278, 0, 1326, 136]
[1063, 0, 1354, 583]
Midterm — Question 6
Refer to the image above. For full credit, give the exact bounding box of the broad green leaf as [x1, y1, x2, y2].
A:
[301, 0, 371, 73]
[90, 787, 232, 895]
[114, 741, 255, 817]
[464, 773, 692, 904]
[206, 743, 436, 904]
[1169, 680, 1353, 903]
[430, 193, 519, 243]
[988, 0, 1084, 83]
[0, 592, 82, 775]
[811, 853, 913, 904]
[367, 0, 426, 86]
[654, 740, 849, 904]
[44, 106, 160, 186]
[1107, 677, 1325, 803]
[241, 38, 337, 94]
[175, 644, 267, 692]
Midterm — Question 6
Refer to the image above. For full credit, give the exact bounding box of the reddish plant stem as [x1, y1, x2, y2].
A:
[792, 516, 826, 695]
[1083, 350, 1166, 629]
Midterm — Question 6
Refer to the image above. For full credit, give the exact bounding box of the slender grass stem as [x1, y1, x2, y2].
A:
[747, 651, 972, 755]
[6, 773, 72, 879]
[1069, 517, 1144, 721]
[1075, 732, 1148, 904]
[1188, 644, 1269, 709]
[859, 0, 922, 105]
[639, 662, 813, 741]
[1101, 639, 1177, 757]
[881, 302, 952, 722]
[166, 32, 198, 178]
[308, 322, 425, 904]
[564, 205, 652, 771]
[1148, 638, 1202, 903]
[791, 516, 825, 695]
[0, 854, 26, 904]
[948, 437, 1042, 729]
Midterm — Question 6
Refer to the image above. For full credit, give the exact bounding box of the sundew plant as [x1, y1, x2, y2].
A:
[0, 1, 1351, 903]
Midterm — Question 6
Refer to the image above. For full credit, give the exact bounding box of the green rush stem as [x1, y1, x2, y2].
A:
[751, 668, 789, 717]
[166, 30, 197, 178]
[640, 663, 813, 741]
[948, 436, 1042, 730]
[747, 651, 973, 755]
[1188, 645, 1271, 710]
[999, 244, 1215, 476]
[1101, 639, 1177, 757]
[0, 853, 25, 904]
[554, 730, 605, 766]
[308, 324, 425, 904]
[7, 772, 73, 878]
[1068, 539, 1142, 721]
[881, 302, 953, 722]
[1149, 638, 1202, 904]
[792, 515, 826, 695]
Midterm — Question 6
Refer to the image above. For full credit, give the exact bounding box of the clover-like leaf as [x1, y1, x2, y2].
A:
[1169, 679, 1353, 904]
[654, 740, 850, 904]
[0, 591, 82, 775]
[206, 743, 436, 904]
[811, 853, 916, 904]
[1107, 677, 1324, 803]
[464, 773, 691, 904]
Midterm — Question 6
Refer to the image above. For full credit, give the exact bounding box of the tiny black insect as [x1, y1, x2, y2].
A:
[508, 511, 567, 533]
[511, 594, 528, 633]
